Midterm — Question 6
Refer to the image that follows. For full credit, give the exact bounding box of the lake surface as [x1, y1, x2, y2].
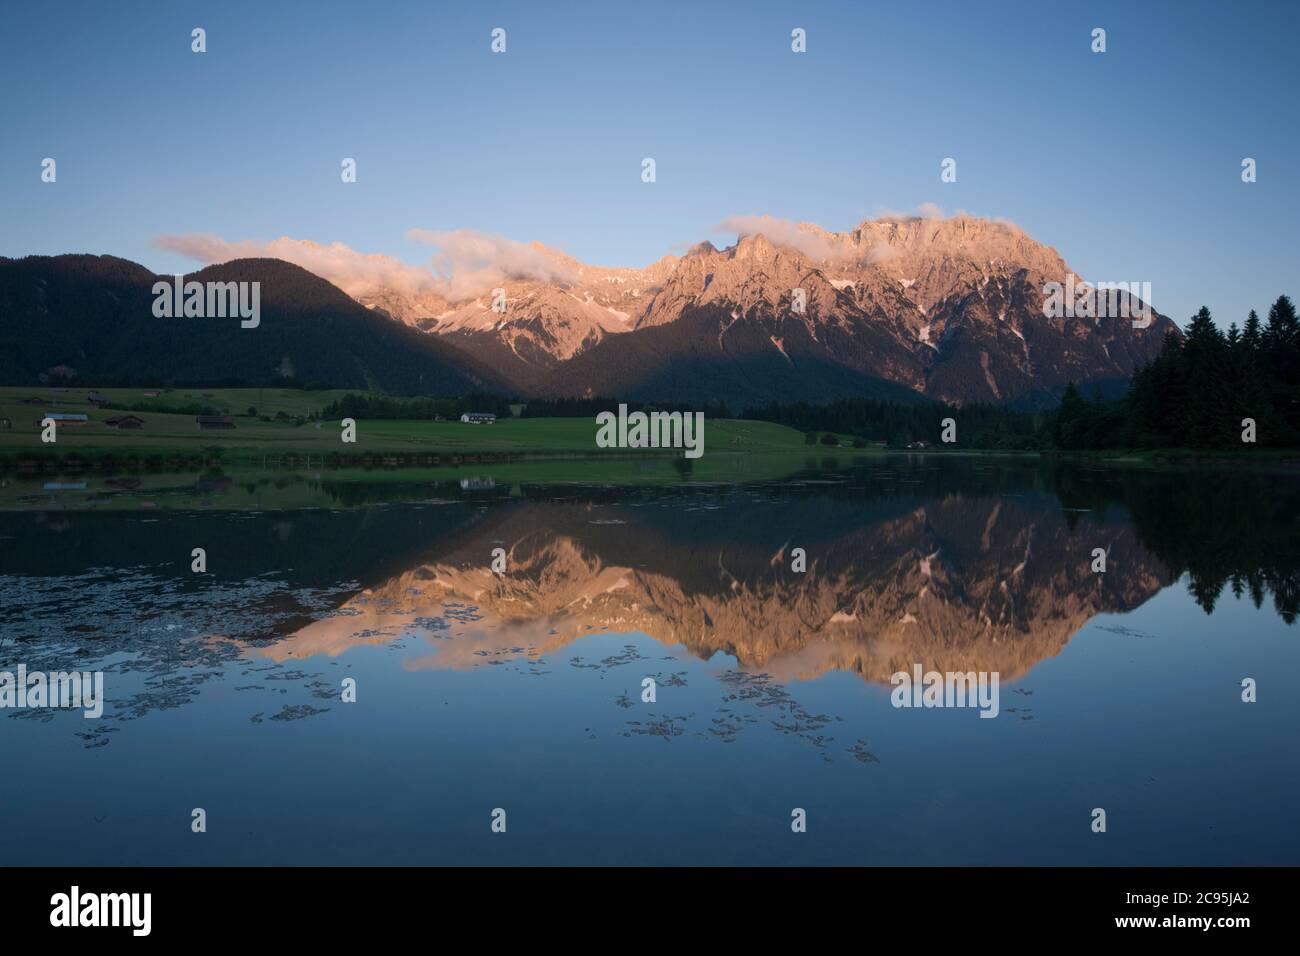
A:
[2, 455, 1297, 865]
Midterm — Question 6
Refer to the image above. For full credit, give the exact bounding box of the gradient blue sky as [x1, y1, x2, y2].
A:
[2, 0, 1296, 327]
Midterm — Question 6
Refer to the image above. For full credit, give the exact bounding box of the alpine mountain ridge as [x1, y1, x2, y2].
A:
[351, 213, 1178, 406]
[2, 214, 1180, 406]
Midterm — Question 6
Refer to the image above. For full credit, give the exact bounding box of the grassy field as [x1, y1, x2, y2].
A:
[0, 386, 893, 508]
[0, 385, 845, 461]
[1, 385, 351, 420]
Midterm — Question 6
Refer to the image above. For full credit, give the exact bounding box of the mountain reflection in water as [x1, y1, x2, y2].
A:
[261, 495, 1167, 684]
[2, 456, 1297, 865]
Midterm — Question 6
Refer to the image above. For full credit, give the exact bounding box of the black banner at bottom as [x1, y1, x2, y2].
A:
[0, 866, 1282, 940]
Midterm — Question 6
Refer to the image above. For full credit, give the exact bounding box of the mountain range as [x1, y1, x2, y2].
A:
[1, 215, 1180, 406]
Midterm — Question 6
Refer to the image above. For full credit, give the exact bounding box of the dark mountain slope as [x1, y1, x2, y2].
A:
[0, 255, 506, 393]
[538, 303, 931, 406]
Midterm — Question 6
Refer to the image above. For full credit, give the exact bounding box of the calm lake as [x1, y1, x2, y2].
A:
[2, 455, 1297, 865]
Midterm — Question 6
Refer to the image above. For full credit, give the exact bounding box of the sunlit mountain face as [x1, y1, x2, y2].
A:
[3, 457, 1298, 864]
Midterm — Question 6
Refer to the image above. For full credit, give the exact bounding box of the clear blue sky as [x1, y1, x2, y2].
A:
[2, 0, 1296, 327]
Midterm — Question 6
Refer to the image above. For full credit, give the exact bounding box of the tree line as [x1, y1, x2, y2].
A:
[743, 295, 1298, 451]
[1056, 295, 1299, 449]
[741, 397, 1048, 449]
[321, 392, 512, 421]
[518, 397, 734, 419]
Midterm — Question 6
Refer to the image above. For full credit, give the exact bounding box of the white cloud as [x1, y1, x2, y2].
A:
[713, 214, 848, 261]
[153, 234, 444, 300]
[406, 229, 575, 300]
[154, 230, 577, 303]
[874, 203, 949, 221]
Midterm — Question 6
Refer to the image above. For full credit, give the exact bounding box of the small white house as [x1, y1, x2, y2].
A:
[460, 412, 497, 424]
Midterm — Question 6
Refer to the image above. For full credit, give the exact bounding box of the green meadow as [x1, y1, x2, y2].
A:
[0, 386, 884, 507]
[0, 385, 825, 457]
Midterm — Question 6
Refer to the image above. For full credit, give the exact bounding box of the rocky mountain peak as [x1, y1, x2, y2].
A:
[323, 213, 1175, 406]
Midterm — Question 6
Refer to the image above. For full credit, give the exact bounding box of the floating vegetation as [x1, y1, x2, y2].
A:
[848, 739, 880, 764]
[268, 704, 330, 722]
